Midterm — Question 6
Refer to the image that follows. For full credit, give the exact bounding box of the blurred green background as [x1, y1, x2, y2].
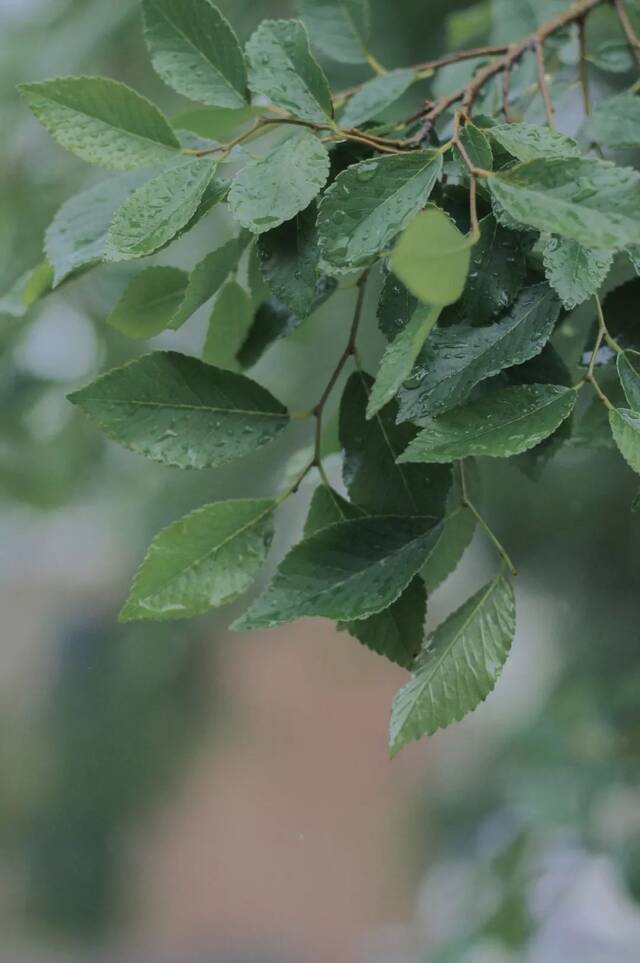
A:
[2, 1, 640, 961]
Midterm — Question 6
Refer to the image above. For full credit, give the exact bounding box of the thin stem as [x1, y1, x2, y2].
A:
[451, 114, 483, 238]
[613, 0, 640, 67]
[535, 38, 555, 127]
[312, 273, 369, 469]
[594, 292, 623, 355]
[459, 461, 518, 576]
[366, 51, 387, 75]
[578, 18, 592, 115]
[582, 295, 617, 410]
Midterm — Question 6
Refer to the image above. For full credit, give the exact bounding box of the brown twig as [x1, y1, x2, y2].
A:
[409, 0, 606, 140]
[535, 38, 555, 127]
[613, 0, 640, 67]
[502, 60, 514, 122]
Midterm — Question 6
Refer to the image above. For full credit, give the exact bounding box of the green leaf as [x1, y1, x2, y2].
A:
[488, 157, 640, 250]
[398, 282, 561, 420]
[105, 158, 216, 261]
[340, 370, 451, 517]
[228, 131, 330, 233]
[318, 151, 443, 273]
[19, 76, 180, 170]
[583, 90, 640, 149]
[246, 19, 333, 123]
[232, 514, 440, 631]
[389, 573, 516, 752]
[45, 171, 149, 286]
[610, 407, 640, 474]
[377, 272, 417, 342]
[484, 122, 581, 162]
[120, 497, 276, 621]
[340, 69, 416, 128]
[297, 0, 370, 64]
[142, 0, 247, 108]
[304, 483, 364, 537]
[0, 262, 53, 318]
[203, 280, 253, 370]
[461, 215, 527, 324]
[339, 577, 426, 668]
[107, 266, 189, 339]
[618, 351, 640, 412]
[421, 504, 476, 594]
[172, 235, 249, 328]
[366, 304, 441, 418]
[542, 236, 613, 310]
[399, 384, 577, 463]
[257, 203, 336, 319]
[68, 351, 289, 469]
[457, 122, 493, 172]
[390, 207, 472, 306]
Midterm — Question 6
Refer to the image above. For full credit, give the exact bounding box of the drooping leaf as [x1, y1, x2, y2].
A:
[172, 235, 250, 328]
[303, 483, 364, 537]
[107, 266, 189, 339]
[232, 514, 440, 630]
[618, 351, 640, 412]
[340, 69, 416, 128]
[203, 280, 254, 370]
[105, 158, 216, 261]
[461, 215, 528, 324]
[142, 0, 248, 108]
[389, 573, 516, 753]
[390, 207, 472, 306]
[297, 0, 370, 63]
[366, 304, 441, 418]
[398, 384, 577, 463]
[237, 298, 302, 368]
[484, 122, 581, 162]
[0, 262, 53, 318]
[120, 498, 276, 621]
[257, 203, 336, 318]
[488, 157, 640, 250]
[19, 76, 180, 170]
[318, 151, 443, 273]
[339, 577, 426, 668]
[583, 90, 640, 149]
[340, 370, 451, 517]
[377, 271, 417, 342]
[245, 19, 333, 123]
[542, 236, 613, 310]
[45, 171, 150, 286]
[68, 351, 289, 469]
[610, 407, 640, 474]
[397, 283, 561, 420]
[228, 131, 330, 233]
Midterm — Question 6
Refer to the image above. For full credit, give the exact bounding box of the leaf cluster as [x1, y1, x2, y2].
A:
[7, 0, 640, 753]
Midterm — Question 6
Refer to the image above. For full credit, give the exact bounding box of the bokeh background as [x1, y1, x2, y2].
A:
[2, 1, 640, 961]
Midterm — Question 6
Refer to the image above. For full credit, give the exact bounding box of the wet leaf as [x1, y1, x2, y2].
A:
[399, 384, 577, 463]
[121, 498, 276, 621]
[389, 573, 516, 752]
[68, 351, 289, 469]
